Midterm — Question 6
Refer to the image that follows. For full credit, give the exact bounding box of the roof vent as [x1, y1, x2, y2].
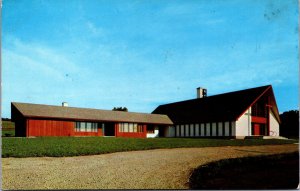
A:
[62, 102, 68, 107]
[197, 87, 207, 98]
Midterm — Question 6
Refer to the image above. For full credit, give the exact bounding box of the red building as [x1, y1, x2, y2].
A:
[11, 102, 173, 138]
[11, 85, 281, 138]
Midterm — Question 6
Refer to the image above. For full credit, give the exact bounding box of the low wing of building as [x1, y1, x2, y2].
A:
[11, 102, 173, 138]
[152, 85, 280, 138]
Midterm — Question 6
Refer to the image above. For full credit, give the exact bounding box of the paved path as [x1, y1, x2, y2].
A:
[2, 144, 298, 190]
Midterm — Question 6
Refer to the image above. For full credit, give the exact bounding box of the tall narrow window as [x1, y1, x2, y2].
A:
[129, 123, 133, 132]
[124, 123, 129, 132]
[86, 123, 92, 132]
[133, 123, 138, 132]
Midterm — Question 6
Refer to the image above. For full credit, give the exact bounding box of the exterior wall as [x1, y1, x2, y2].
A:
[164, 126, 175, 137]
[15, 118, 26, 137]
[235, 108, 251, 136]
[11, 105, 27, 137]
[173, 121, 235, 137]
[27, 119, 75, 136]
[146, 126, 159, 138]
[73, 127, 102, 136]
[176, 125, 180, 137]
[116, 124, 147, 138]
[269, 111, 280, 136]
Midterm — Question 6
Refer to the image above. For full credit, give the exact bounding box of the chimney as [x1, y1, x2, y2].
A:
[62, 102, 68, 107]
[197, 87, 207, 98]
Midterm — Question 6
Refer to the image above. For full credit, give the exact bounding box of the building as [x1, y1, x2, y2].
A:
[152, 85, 280, 138]
[11, 85, 281, 138]
[11, 102, 173, 138]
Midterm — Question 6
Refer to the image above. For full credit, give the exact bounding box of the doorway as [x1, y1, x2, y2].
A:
[252, 124, 260, 135]
[103, 122, 115, 136]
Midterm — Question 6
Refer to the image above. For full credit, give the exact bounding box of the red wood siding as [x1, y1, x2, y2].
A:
[73, 128, 103, 136]
[27, 119, 74, 136]
[115, 124, 147, 138]
[251, 116, 267, 124]
[253, 124, 261, 135]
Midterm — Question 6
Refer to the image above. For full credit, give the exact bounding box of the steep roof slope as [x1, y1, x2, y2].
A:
[11, 102, 173, 125]
[152, 85, 280, 124]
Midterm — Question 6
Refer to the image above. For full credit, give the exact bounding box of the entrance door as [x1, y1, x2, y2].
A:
[103, 122, 115, 136]
[158, 126, 165, 137]
[253, 124, 260, 135]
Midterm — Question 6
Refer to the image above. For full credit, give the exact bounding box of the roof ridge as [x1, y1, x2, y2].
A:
[156, 85, 271, 107]
[12, 102, 167, 117]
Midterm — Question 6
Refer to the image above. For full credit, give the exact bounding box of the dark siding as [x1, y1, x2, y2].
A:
[11, 103, 27, 137]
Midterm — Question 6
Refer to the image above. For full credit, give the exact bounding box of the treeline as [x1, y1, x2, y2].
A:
[112, 107, 128, 112]
[2, 118, 11, 121]
[280, 110, 299, 138]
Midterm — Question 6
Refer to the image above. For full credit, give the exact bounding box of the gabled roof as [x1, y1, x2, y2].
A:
[152, 85, 280, 124]
[11, 102, 173, 125]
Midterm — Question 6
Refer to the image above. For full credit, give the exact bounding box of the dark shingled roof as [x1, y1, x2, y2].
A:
[11, 102, 173, 125]
[152, 85, 280, 124]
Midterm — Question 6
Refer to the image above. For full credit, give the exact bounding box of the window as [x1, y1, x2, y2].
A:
[129, 123, 133, 132]
[252, 102, 267, 117]
[124, 123, 129, 132]
[75, 122, 98, 132]
[137, 124, 143, 132]
[118, 123, 144, 133]
[80, 122, 86, 132]
[86, 123, 92, 132]
[133, 123, 138, 132]
[119, 123, 123, 132]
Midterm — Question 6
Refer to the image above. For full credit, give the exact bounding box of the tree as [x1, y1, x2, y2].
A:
[112, 107, 128, 112]
[280, 110, 299, 138]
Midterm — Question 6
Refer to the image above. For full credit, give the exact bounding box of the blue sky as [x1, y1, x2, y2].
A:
[2, 0, 298, 118]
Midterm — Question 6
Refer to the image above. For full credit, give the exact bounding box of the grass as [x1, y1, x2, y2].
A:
[2, 120, 15, 129]
[2, 129, 15, 137]
[1, 121, 15, 137]
[2, 137, 298, 158]
[189, 152, 299, 189]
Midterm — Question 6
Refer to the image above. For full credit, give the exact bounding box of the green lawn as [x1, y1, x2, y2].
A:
[2, 129, 15, 137]
[2, 137, 298, 158]
[2, 121, 15, 129]
[189, 152, 299, 189]
[2, 121, 15, 137]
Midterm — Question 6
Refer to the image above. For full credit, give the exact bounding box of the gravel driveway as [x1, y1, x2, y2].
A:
[2, 144, 298, 190]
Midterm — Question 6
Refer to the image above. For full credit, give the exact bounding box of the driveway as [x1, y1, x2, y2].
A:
[2, 144, 298, 189]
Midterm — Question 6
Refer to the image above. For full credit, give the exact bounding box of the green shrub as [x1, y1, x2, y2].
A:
[189, 152, 299, 189]
[2, 137, 297, 158]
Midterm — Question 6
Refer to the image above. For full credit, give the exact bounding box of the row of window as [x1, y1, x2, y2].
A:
[175, 122, 234, 137]
[118, 123, 144, 133]
[74, 122, 145, 133]
[75, 122, 99, 132]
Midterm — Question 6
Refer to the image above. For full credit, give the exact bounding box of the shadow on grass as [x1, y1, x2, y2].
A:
[189, 152, 299, 190]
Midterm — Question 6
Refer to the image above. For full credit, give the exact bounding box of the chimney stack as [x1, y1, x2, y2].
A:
[197, 87, 207, 98]
[62, 102, 68, 107]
